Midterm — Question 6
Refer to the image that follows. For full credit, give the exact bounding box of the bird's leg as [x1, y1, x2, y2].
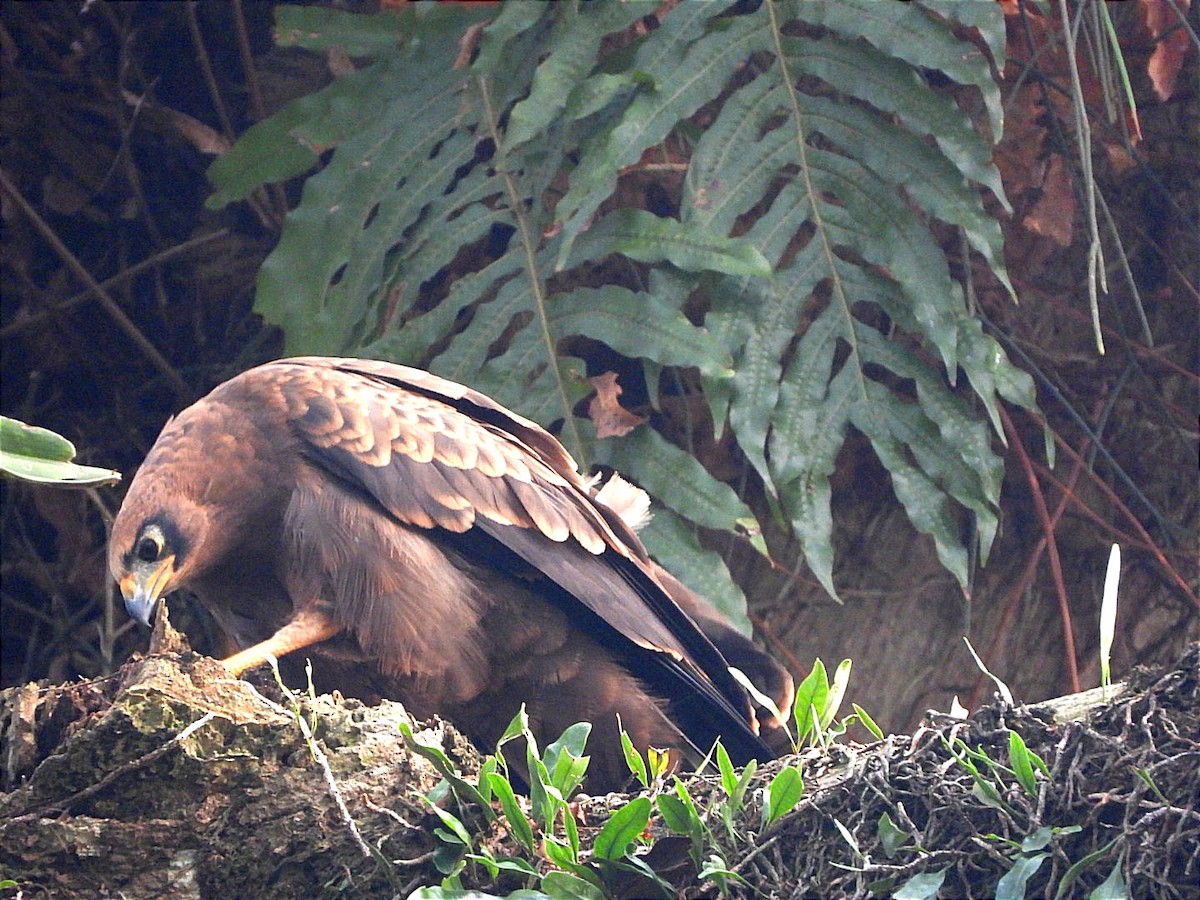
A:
[221, 605, 342, 675]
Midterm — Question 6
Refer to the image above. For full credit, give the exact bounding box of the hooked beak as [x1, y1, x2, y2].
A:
[120, 556, 176, 627]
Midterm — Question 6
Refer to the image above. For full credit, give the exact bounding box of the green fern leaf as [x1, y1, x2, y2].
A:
[504, 3, 646, 151]
[572, 209, 771, 278]
[218, 0, 1039, 611]
[639, 508, 751, 634]
[554, 6, 768, 261]
[596, 425, 753, 535]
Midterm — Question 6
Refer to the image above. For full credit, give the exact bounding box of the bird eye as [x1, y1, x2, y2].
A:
[135, 533, 163, 563]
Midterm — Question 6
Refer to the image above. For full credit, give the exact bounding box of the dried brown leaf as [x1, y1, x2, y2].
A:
[588, 372, 646, 439]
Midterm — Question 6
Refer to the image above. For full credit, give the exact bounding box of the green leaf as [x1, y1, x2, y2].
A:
[486, 772, 535, 855]
[789, 0, 1003, 138]
[619, 727, 648, 788]
[1021, 826, 1056, 854]
[1088, 859, 1129, 900]
[397, 721, 492, 812]
[716, 742, 738, 797]
[894, 868, 949, 900]
[593, 796, 651, 861]
[655, 793, 694, 836]
[995, 853, 1048, 900]
[820, 659, 852, 730]
[551, 286, 732, 377]
[792, 659, 830, 745]
[538, 871, 606, 900]
[877, 811, 911, 859]
[1054, 840, 1118, 900]
[1100, 543, 1120, 693]
[504, 3, 646, 152]
[1, 417, 121, 487]
[763, 765, 804, 826]
[595, 426, 752, 532]
[555, 6, 769, 255]
[658, 778, 706, 868]
[851, 381, 974, 585]
[428, 805, 473, 848]
[637, 508, 750, 633]
[779, 32, 1008, 216]
[730, 758, 757, 817]
[853, 704, 885, 741]
[1008, 730, 1040, 796]
[542, 834, 578, 871]
[543, 721, 591, 797]
[572, 209, 771, 278]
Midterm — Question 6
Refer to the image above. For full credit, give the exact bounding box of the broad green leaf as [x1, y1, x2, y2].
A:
[1, 417, 121, 487]
[638, 508, 750, 633]
[922, 0, 1007, 66]
[572, 209, 771, 278]
[995, 853, 1048, 900]
[894, 868, 949, 900]
[877, 811, 911, 859]
[764, 765, 804, 826]
[538, 870, 606, 900]
[593, 796, 651, 861]
[427, 805, 472, 848]
[252, 53, 476, 355]
[497, 705, 532, 748]
[551, 286, 732, 377]
[709, 244, 824, 491]
[595, 426, 752, 533]
[544, 721, 591, 798]
[504, 3, 646, 151]
[655, 793, 694, 836]
[853, 385, 970, 586]
[486, 772, 535, 854]
[787, 0, 1003, 138]
[792, 659, 829, 745]
[1008, 730, 1039, 796]
[472, 2, 551, 75]
[716, 742, 738, 797]
[780, 32, 1008, 215]
[555, 6, 768, 255]
[1021, 826, 1057, 854]
[398, 721, 491, 812]
[544, 721, 591, 771]
[1089, 860, 1129, 900]
[619, 727, 648, 788]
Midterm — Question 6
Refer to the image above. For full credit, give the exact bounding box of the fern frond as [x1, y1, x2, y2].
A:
[209, 0, 1039, 614]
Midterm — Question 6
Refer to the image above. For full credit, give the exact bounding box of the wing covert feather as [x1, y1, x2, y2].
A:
[258, 357, 769, 761]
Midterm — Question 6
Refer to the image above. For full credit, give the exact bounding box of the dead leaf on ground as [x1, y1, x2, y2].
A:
[1139, 0, 1194, 101]
[1023, 154, 1075, 247]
